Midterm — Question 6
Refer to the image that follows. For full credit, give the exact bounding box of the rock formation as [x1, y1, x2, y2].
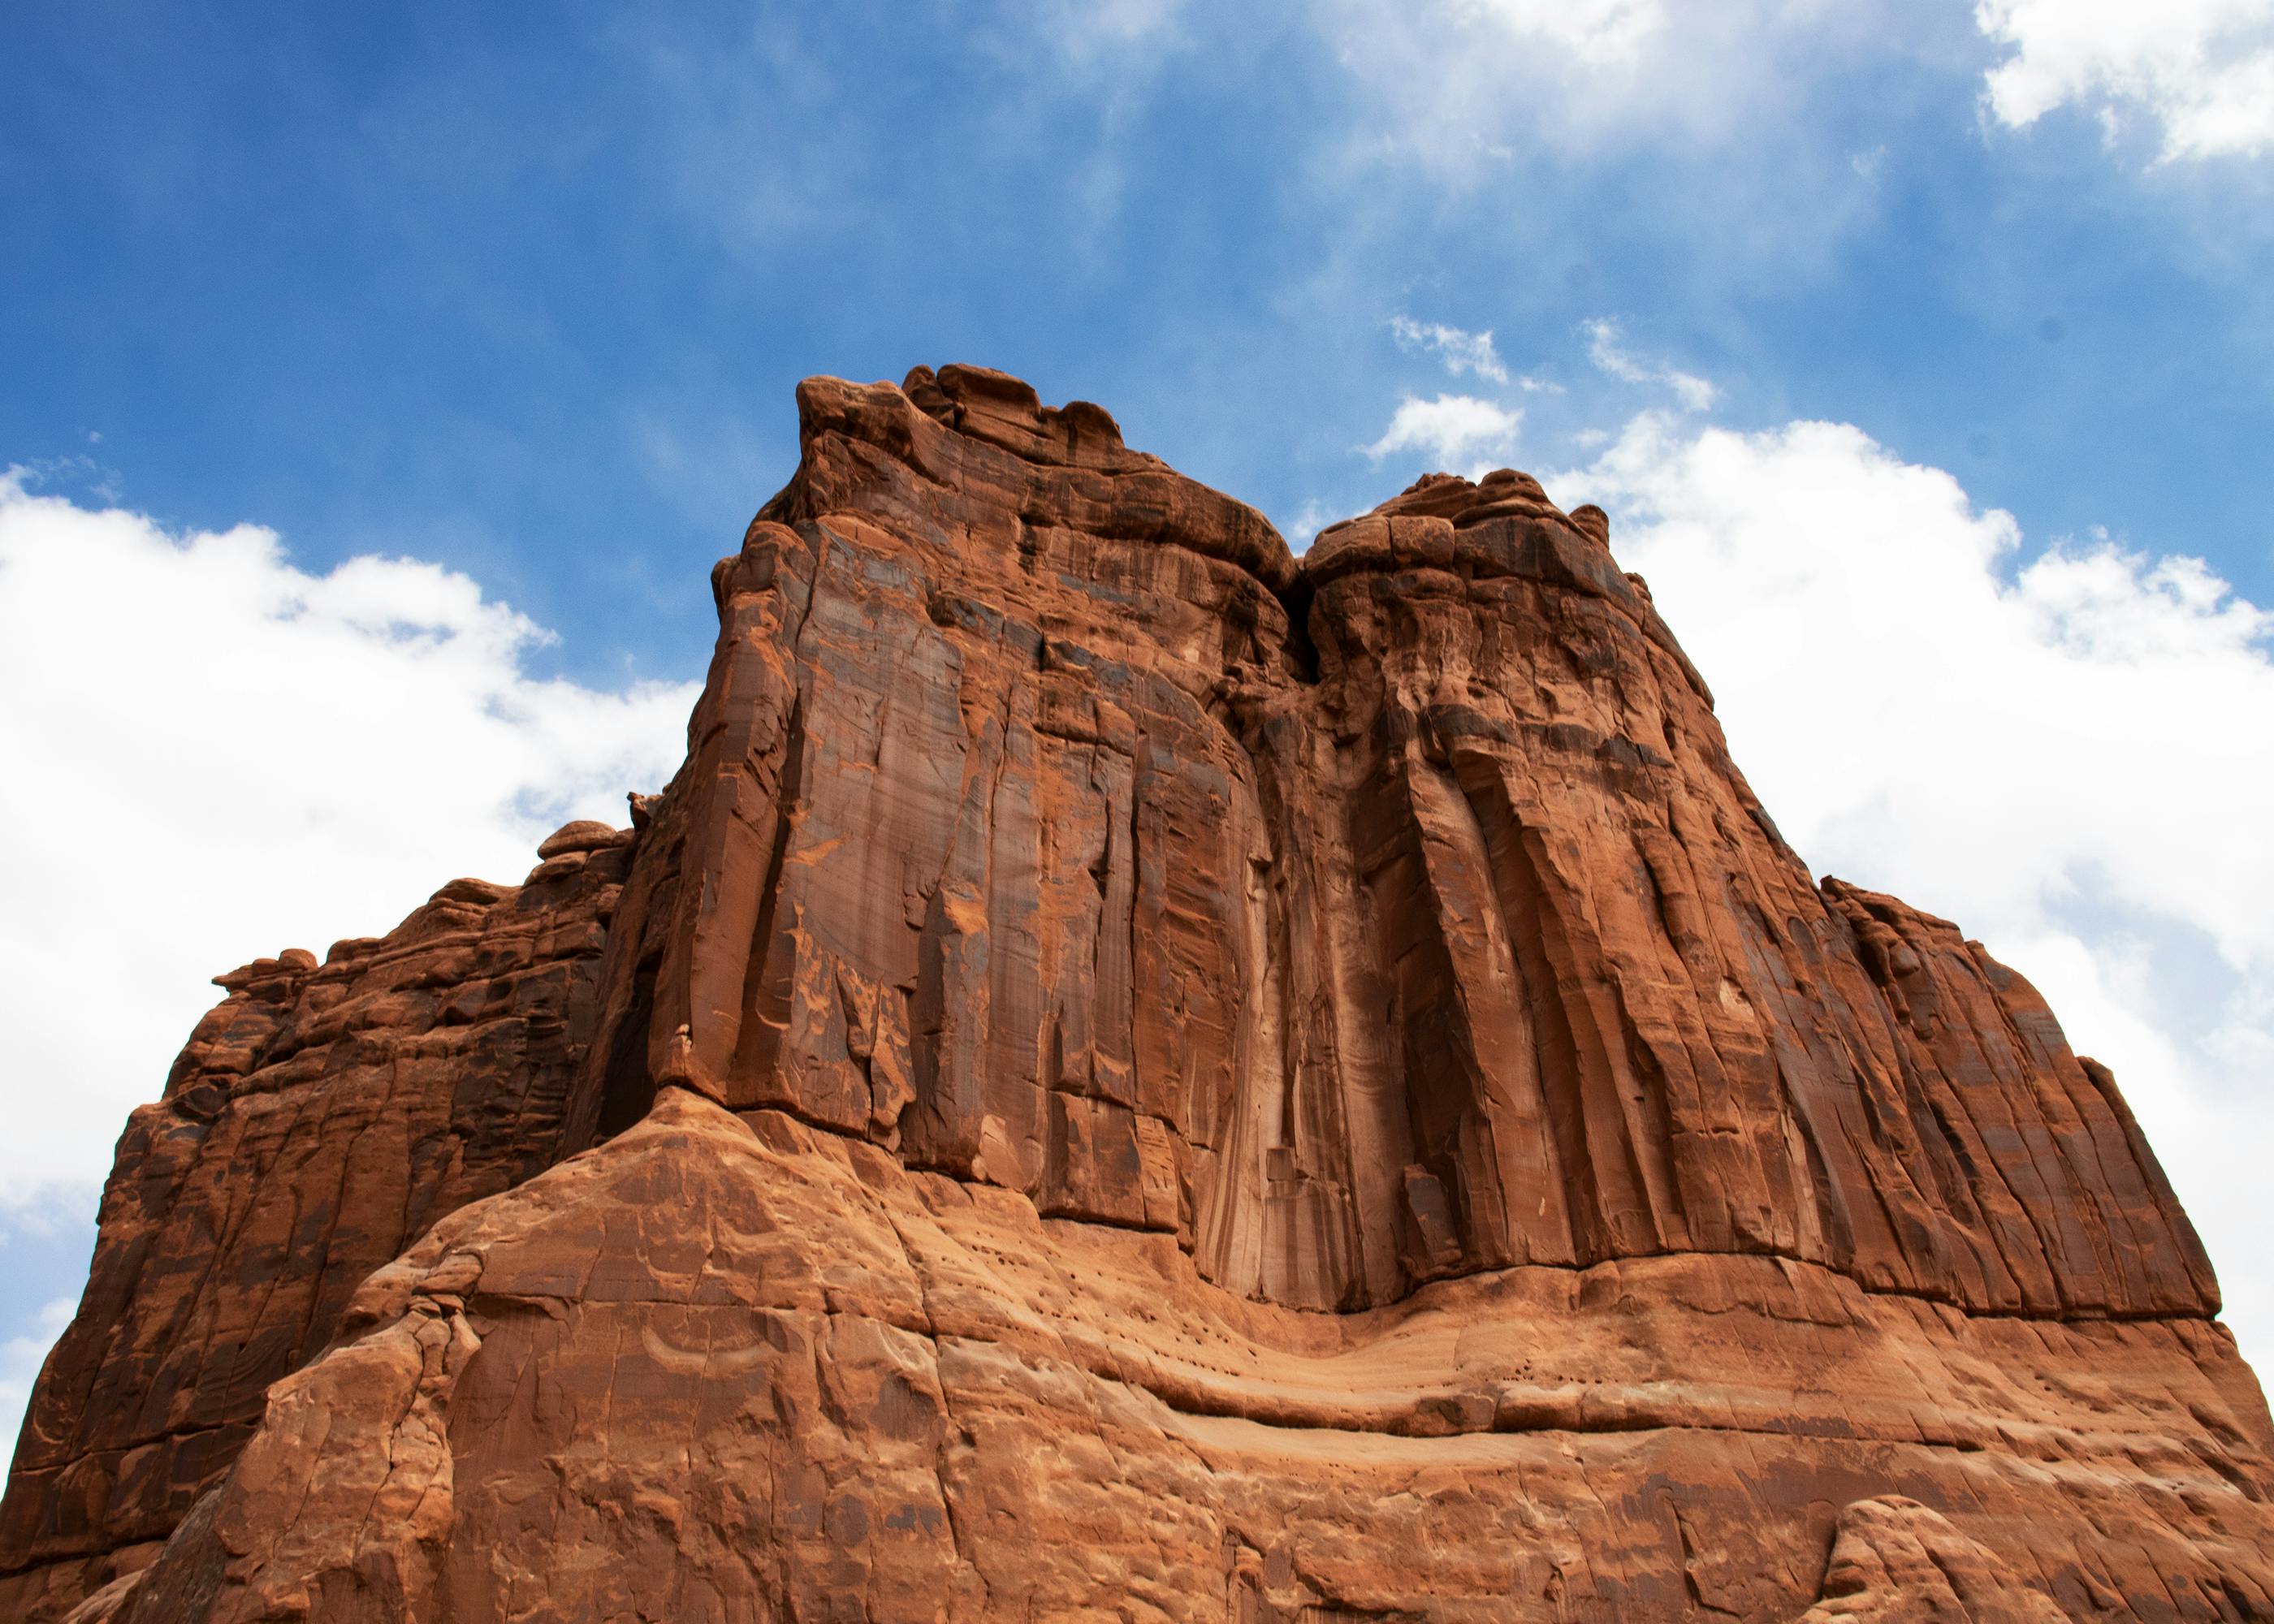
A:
[2, 364, 2268, 1622]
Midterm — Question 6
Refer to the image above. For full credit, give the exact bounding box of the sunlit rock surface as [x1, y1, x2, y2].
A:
[5, 365, 2267, 1622]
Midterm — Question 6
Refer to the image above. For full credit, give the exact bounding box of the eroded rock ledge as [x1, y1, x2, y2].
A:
[2, 365, 2265, 1622]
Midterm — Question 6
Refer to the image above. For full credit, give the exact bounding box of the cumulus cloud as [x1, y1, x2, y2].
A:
[1584, 317, 1718, 410]
[1363, 394, 1524, 471]
[1389, 317, 1513, 384]
[0, 472, 700, 1218]
[1554, 412, 2274, 1366]
[1978, 0, 2274, 161]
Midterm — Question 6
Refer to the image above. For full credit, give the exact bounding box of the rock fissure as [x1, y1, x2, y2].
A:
[4, 365, 2267, 1623]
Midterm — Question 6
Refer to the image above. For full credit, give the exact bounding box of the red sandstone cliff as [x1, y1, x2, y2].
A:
[2, 365, 2267, 1622]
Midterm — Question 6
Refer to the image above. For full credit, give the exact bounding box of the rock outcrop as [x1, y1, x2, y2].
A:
[3, 365, 2268, 1622]
[0, 824, 633, 1619]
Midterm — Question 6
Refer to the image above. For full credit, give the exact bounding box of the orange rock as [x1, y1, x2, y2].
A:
[0, 837, 630, 1621]
[4, 365, 2268, 1621]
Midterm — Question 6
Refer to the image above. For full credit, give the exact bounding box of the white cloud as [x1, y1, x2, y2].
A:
[1554, 412, 2274, 1367]
[1389, 317, 1512, 384]
[1282, 498, 1340, 551]
[1363, 394, 1524, 469]
[0, 473, 700, 1216]
[1584, 317, 1718, 410]
[1049, 0, 1185, 55]
[1454, 0, 1667, 67]
[0, 1298, 75, 1469]
[1316, 0, 1876, 170]
[1978, 0, 2274, 161]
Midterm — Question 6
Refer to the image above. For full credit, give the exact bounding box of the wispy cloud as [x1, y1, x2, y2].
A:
[1387, 316, 1563, 395]
[1463, 0, 1667, 65]
[1316, 0, 1885, 169]
[1282, 497, 1341, 550]
[1584, 317, 1718, 409]
[1363, 393, 1524, 468]
[12, 451, 121, 504]
[1977, 0, 2274, 162]
[1036, 0, 1187, 61]
[1389, 316, 1511, 383]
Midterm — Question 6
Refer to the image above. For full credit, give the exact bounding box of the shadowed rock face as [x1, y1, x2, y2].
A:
[2, 364, 2268, 1622]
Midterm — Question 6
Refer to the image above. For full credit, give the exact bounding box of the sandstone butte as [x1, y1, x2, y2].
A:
[2, 365, 2269, 1624]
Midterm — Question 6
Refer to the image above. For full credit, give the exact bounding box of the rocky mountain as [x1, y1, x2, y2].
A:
[3, 365, 2268, 1622]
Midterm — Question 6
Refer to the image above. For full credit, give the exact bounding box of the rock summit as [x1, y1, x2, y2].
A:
[4, 365, 2268, 1622]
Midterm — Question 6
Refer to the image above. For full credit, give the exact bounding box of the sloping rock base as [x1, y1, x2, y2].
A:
[6, 365, 2268, 1622]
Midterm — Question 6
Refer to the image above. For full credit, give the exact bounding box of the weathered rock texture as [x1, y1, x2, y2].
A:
[3, 365, 2268, 1622]
[0, 825, 634, 1620]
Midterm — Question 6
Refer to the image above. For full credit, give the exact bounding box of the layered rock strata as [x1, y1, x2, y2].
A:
[3, 364, 2267, 1622]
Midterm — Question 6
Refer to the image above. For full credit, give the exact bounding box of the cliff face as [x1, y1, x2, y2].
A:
[3, 365, 2267, 1623]
[0, 827, 633, 1620]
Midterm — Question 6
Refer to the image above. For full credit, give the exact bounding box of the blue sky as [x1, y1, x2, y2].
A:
[6, 0, 2274, 1437]
[9, 0, 2272, 676]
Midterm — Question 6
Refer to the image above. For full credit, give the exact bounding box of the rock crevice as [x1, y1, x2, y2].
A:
[2, 366, 2265, 1622]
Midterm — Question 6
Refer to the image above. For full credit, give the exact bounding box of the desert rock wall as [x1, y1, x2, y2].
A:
[2, 363, 2263, 1622]
[97, 1091, 2274, 1623]
[0, 827, 631, 1618]
[596, 362, 2216, 1321]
